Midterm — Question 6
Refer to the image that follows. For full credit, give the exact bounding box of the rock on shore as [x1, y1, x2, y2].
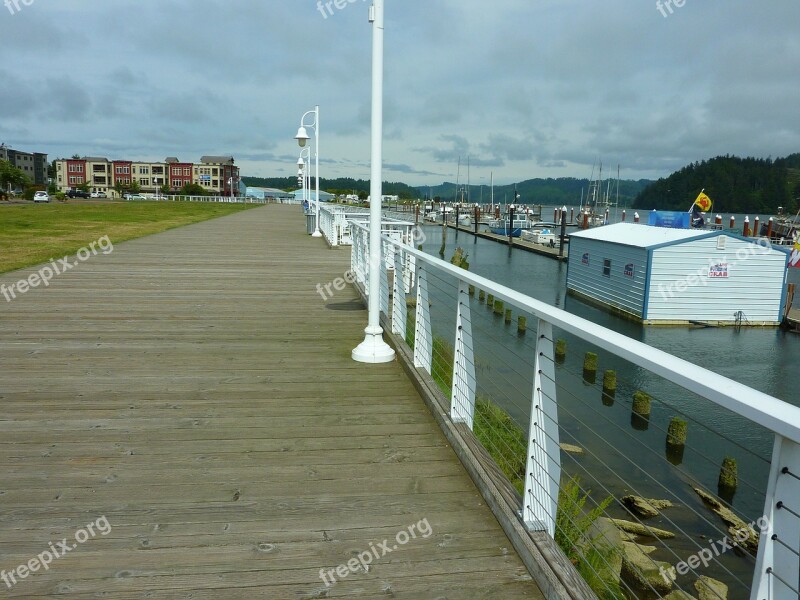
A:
[692, 487, 759, 553]
[621, 495, 674, 519]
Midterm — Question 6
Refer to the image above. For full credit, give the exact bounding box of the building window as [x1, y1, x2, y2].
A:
[139, 166, 149, 174]
[183, 168, 190, 176]
[603, 259, 612, 277]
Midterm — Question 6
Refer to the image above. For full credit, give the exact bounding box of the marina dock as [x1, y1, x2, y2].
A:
[0, 205, 543, 598]
[444, 223, 569, 261]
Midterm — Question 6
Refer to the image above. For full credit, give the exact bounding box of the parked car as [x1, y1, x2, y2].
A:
[33, 191, 50, 203]
[67, 189, 90, 198]
[123, 193, 145, 201]
[90, 191, 107, 198]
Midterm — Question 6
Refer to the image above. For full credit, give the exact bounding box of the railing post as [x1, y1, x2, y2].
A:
[380, 239, 390, 318]
[524, 319, 561, 537]
[361, 226, 370, 294]
[392, 245, 407, 339]
[413, 263, 432, 373]
[451, 281, 476, 429]
[752, 435, 800, 600]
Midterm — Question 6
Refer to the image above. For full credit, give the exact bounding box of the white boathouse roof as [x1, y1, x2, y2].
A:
[570, 222, 714, 249]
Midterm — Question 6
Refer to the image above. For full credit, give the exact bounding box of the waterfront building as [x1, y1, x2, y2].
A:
[292, 189, 335, 203]
[566, 222, 790, 325]
[245, 187, 295, 202]
[197, 156, 238, 197]
[0, 144, 48, 185]
[53, 155, 239, 197]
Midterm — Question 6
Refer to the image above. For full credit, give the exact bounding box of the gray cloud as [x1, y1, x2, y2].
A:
[0, 0, 797, 184]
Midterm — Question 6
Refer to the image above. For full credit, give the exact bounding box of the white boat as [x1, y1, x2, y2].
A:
[487, 212, 531, 237]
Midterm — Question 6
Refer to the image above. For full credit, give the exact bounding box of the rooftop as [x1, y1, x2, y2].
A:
[569, 222, 714, 248]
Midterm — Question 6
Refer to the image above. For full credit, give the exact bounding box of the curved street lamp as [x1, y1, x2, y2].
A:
[295, 106, 321, 237]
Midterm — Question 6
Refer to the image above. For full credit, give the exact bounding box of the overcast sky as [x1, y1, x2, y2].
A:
[1, 1, 798, 186]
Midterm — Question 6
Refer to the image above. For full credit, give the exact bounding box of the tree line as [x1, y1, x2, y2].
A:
[633, 154, 800, 214]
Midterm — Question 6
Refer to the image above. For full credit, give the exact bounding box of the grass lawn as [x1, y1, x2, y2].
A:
[0, 201, 260, 274]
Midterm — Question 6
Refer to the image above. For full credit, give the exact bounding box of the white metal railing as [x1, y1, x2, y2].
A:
[317, 203, 415, 247]
[349, 220, 800, 600]
[118, 195, 301, 204]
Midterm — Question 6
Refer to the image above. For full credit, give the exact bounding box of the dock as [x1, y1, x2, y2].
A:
[444, 223, 569, 261]
[0, 205, 543, 598]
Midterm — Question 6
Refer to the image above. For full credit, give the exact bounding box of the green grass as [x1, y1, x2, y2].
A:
[474, 398, 527, 493]
[556, 477, 623, 599]
[0, 201, 259, 274]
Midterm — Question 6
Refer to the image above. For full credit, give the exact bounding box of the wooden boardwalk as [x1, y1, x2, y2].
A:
[0, 205, 543, 598]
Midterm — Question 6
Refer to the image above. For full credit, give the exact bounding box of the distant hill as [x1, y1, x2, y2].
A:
[241, 175, 651, 205]
[419, 177, 651, 207]
[633, 154, 800, 214]
[241, 176, 419, 199]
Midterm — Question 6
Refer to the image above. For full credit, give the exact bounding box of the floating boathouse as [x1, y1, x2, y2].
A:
[566, 222, 790, 325]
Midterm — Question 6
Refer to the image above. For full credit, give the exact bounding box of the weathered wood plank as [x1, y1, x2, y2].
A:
[0, 205, 544, 598]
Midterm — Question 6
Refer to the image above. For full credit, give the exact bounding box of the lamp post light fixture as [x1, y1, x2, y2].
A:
[297, 147, 311, 210]
[295, 105, 322, 238]
[352, 0, 395, 364]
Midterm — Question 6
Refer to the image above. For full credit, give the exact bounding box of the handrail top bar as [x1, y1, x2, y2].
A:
[349, 221, 800, 443]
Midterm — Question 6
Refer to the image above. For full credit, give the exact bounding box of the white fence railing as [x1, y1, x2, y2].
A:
[317, 203, 415, 247]
[349, 220, 800, 599]
[118, 195, 301, 204]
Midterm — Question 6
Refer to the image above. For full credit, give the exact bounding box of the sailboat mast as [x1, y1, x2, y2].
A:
[467, 156, 470, 204]
[455, 156, 460, 205]
[490, 172, 494, 212]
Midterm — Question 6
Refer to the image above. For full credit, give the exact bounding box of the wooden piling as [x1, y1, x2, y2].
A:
[583, 351, 598, 383]
[719, 456, 738, 490]
[517, 315, 527, 334]
[666, 417, 688, 446]
[555, 339, 567, 363]
[632, 391, 651, 417]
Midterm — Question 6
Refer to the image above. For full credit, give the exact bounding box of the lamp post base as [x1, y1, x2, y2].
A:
[311, 230, 323, 238]
[352, 326, 395, 363]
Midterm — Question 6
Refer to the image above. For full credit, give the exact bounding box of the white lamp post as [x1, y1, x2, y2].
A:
[352, 0, 395, 364]
[297, 147, 311, 209]
[295, 106, 322, 237]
